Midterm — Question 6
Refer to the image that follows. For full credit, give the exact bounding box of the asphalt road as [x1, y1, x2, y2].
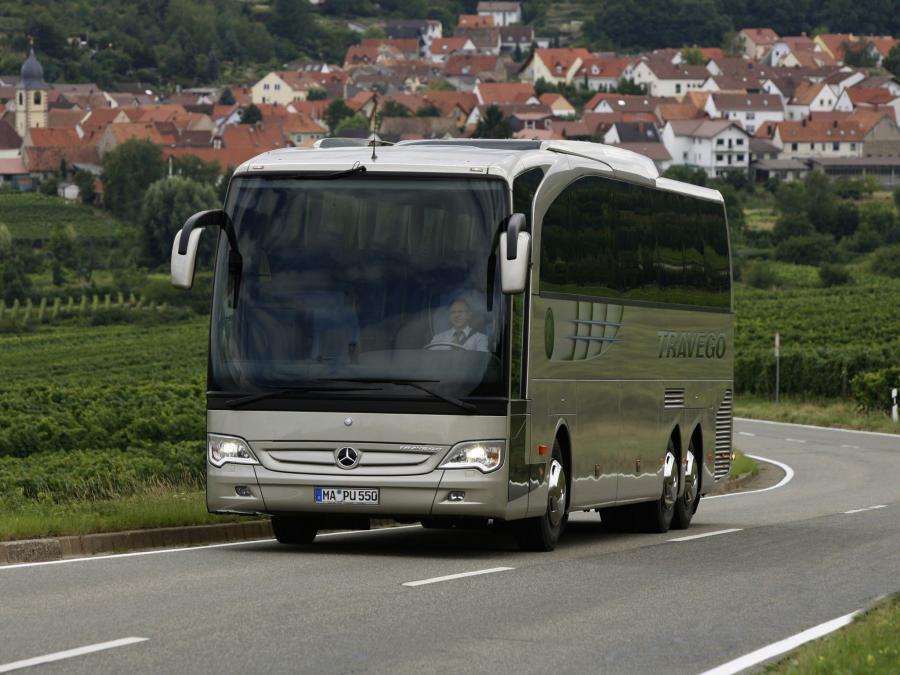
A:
[1, 418, 898, 674]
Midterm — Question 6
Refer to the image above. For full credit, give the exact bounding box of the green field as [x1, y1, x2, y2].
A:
[0, 193, 137, 243]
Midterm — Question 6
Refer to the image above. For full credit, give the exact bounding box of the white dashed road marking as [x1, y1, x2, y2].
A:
[0, 637, 148, 673]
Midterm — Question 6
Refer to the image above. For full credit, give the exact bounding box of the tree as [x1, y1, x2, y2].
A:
[241, 104, 263, 125]
[269, 0, 311, 46]
[324, 99, 354, 133]
[218, 166, 235, 204]
[205, 50, 221, 82]
[416, 102, 441, 117]
[680, 46, 705, 65]
[0, 224, 31, 303]
[615, 78, 645, 94]
[39, 176, 59, 196]
[138, 176, 219, 267]
[335, 114, 370, 135]
[172, 155, 220, 187]
[307, 88, 328, 101]
[662, 165, 706, 186]
[73, 171, 96, 205]
[841, 40, 877, 68]
[102, 139, 166, 220]
[218, 88, 236, 105]
[472, 104, 512, 139]
[884, 45, 900, 79]
[380, 100, 412, 118]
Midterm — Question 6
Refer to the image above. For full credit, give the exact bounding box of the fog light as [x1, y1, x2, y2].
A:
[448, 491, 465, 502]
[235, 485, 252, 497]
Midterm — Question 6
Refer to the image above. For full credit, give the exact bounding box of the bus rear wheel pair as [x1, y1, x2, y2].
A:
[600, 438, 701, 533]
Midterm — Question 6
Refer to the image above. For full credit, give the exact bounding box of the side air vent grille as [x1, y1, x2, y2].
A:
[714, 389, 733, 480]
[664, 388, 685, 408]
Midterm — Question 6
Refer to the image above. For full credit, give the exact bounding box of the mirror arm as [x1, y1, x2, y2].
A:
[177, 209, 230, 255]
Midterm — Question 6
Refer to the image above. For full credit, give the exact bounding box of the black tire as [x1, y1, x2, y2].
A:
[638, 437, 678, 533]
[514, 443, 568, 551]
[271, 516, 318, 545]
[672, 438, 701, 530]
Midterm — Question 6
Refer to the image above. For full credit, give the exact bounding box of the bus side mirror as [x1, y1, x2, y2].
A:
[499, 213, 530, 295]
[171, 209, 226, 289]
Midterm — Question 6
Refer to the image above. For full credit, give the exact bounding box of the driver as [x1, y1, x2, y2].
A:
[429, 297, 488, 351]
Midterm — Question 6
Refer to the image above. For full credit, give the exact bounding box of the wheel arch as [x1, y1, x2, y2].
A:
[552, 419, 572, 511]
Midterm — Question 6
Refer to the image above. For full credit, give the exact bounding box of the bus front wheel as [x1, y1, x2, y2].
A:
[514, 443, 568, 551]
[271, 516, 318, 545]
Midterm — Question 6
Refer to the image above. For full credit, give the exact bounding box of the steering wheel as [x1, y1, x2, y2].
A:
[423, 341, 469, 351]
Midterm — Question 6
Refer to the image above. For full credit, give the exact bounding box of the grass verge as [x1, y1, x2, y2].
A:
[767, 594, 900, 673]
[730, 450, 758, 479]
[735, 395, 899, 434]
[0, 483, 254, 542]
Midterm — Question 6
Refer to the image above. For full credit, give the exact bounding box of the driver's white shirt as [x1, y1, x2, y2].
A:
[430, 325, 488, 352]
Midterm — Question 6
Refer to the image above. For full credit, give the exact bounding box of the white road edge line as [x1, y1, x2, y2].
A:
[840, 444, 860, 449]
[784, 438, 806, 443]
[737, 432, 755, 437]
[0, 525, 424, 571]
[704, 454, 794, 500]
[843, 505, 887, 514]
[735, 416, 900, 439]
[669, 528, 742, 542]
[0, 637, 148, 673]
[698, 610, 859, 675]
[403, 567, 515, 587]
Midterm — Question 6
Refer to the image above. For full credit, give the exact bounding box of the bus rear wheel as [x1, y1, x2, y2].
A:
[514, 444, 567, 551]
[271, 516, 318, 545]
[638, 438, 678, 533]
[672, 439, 700, 530]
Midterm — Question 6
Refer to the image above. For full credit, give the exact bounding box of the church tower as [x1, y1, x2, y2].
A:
[15, 47, 49, 138]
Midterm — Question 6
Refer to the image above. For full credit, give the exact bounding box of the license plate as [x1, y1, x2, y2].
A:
[315, 487, 379, 504]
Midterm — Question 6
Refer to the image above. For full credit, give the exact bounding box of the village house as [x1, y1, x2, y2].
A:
[385, 19, 442, 58]
[785, 81, 852, 120]
[251, 71, 318, 105]
[770, 118, 864, 159]
[577, 58, 635, 92]
[539, 93, 576, 118]
[444, 54, 507, 90]
[739, 28, 780, 60]
[703, 93, 784, 134]
[519, 48, 592, 86]
[429, 37, 476, 63]
[474, 81, 537, 106]
[476, 2, 522, 27]
[631, 60, 709, 97]
[499, 26, 534, 54]
[661, 119, 751, 177]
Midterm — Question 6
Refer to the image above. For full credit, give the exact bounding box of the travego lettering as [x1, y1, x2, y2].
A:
[657, 331, 727, 359]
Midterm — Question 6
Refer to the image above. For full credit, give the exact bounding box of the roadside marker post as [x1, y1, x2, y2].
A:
[774, 332, 780, 404]
[892, 387, 898, 423]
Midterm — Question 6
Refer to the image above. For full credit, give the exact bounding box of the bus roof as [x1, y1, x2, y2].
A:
[234, 139, 724, 204]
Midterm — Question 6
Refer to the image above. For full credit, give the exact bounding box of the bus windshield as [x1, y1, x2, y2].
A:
[209, 174, 510, 404]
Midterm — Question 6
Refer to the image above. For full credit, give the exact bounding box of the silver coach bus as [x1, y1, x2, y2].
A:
[171, 139, 733, 551]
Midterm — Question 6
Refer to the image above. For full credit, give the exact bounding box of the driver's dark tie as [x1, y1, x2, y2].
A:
[453, 330, 465, 345]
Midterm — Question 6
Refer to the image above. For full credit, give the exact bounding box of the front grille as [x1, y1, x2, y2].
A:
[714, 389, 733, 479]
[664, 388, 685, 408]
[252, 441, 447, 476]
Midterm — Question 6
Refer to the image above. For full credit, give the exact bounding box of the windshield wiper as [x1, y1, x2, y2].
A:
[218, 384, 381, 409]
[286, 164, 367, 180]
[317, 378, 476, 414]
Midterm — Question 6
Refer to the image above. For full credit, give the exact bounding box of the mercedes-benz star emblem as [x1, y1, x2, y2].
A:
[335, 446, 360, 469]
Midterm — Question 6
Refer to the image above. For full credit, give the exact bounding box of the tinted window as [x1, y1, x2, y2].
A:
[513, 167, 545, 229]
[539, 176, 730, 309]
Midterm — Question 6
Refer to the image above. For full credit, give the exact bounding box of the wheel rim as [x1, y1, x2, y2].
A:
[682, 448, 698, 506]
[547, 458, 567, 528]
[662, 450, 678, 508]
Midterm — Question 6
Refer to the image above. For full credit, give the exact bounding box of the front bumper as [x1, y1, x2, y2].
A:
[207, 463, 511, 520]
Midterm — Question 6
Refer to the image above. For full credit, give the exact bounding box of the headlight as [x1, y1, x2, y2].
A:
[439, 440, 505, 473]
[208, 434, 258, 468]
